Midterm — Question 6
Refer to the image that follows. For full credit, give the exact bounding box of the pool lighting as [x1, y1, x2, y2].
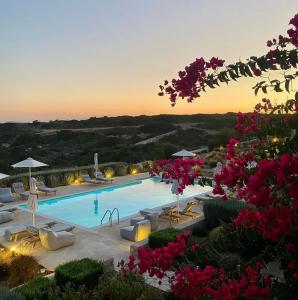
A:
[74, 179, 79, 184]
[105, 173, 112, 178]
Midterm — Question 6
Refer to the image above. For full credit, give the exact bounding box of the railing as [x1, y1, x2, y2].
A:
[111, 207, 119, 225]
[101, 208, 120, 227]
[101, 209, 112, 226]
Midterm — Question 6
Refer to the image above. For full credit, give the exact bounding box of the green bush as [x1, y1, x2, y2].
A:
[192, 221, 209, 237]
[113, 163, 128, 176]
[8, 255, 39, 287]
[127, 164, 139, 175]
[17, 276, 55, 300]
[55, 258, 104, 289]
[103, 167, 115, 179]
[209, 226, 226, 241]
[0, 262, 10, 281]
[94, 271, 160, 300]
[148, 228, 183, 249]
[203, 199, 247, 229]
[48, 283, 91, 300]
[0, 287, 25, 300]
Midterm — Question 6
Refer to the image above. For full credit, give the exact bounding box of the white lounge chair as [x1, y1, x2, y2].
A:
[0, 211, 13, 224]
[0, 188, 16, 203]
[95, 171, 113, 183]
[130, 213, 159, 231]
[36, 181, 57, 195]
[120, 220, 151, 242]
[81, 174, 103, 185]
[12, 182, 30, 199]
[39, 227, 75, 250]
[4, 220, 57, 241]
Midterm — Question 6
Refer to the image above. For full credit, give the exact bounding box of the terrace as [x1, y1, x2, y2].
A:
[0, 172, 208, 271]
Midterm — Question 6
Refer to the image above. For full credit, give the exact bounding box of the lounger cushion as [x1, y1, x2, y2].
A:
[4, 225, 27, 241]
[120, 220, 151, 242]
[39, 228, 75, 250]
[0, 211, 13, 224]
[0, 188, 15, 203]
[50, 223, 75, 232]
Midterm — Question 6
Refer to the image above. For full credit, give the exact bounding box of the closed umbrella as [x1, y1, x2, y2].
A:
[0, 173, 9, 180]
[28, 177, 38, 225]
[12, 157, 48, 183]
[94, 153, 99, 177]
[172, 149, 195, 158]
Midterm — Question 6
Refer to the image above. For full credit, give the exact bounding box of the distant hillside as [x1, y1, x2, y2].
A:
[0, 113, 237, 173]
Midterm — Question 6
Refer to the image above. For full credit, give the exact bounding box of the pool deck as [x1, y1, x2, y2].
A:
[0, 173, 209, 270]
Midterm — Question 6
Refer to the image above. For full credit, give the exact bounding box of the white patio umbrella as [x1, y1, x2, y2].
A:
[11, 157, 48, 183]
[172, 149, 196, 158]
[28, 177, 38, 226]
[94, 153, 99, 177]
[0, 173, 9, 180]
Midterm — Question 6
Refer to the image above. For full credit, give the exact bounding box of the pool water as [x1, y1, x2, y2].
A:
[20, 177, 211, 228]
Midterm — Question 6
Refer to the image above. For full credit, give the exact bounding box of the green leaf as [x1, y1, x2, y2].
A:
[295, 91, 298, 102]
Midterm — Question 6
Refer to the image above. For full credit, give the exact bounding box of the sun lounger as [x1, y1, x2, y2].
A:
[140, 206, 179, 223]
[0, 207, 17, 213]
[0, 188, 16, 203]
[0, 211, 13, 224]
[179, 201, 201, 219]
[120, 220, 151, 242]
[39, 227, 75, 250]
[95, 171, 113, 183]
[12, 182, 30, 199]
[130, 212, 159, 231]
[36, 181, 57, 195]
[82, 174, 103, 184]
[4, 220, 56, 241]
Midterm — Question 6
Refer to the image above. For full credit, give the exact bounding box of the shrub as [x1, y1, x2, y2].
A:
[142, 161, 153, 172]
[0, 287, 25, 300]
[148, 228, 183, 249]
[209, 226, 225, 241]
[192, 221, 209, 237]
[8, 255, 39, 286]
[55, 258, 104, 289]
[17, 276, 55, 300]
[94, 271, 159, 300]
[218, 253, 241, 274]
[103, 167, 115, 179]
[127, 164, 139, 175]
[114, 163, 128, 176]
[203, 199, 247, 229]
[48, 283, 91, 300]
[0, 262, 10, 281]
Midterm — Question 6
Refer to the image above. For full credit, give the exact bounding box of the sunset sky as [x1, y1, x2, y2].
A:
[0, 1, 296, 122]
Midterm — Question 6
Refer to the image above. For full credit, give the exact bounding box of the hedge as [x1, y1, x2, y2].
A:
[17, 276, 55, 300]
[148, 228, 183, 249]
[0, 287, 25, 300]
[203, 198, 247, 229]
[55, 258, 104, 289]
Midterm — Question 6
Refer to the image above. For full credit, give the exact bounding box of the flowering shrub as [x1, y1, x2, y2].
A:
[151, 158, 203, 194]
[121, 13, 298, 300]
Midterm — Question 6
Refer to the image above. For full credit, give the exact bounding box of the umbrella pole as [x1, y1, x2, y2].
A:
[177, 194, 179, 217]
[29, 167, 31, 187]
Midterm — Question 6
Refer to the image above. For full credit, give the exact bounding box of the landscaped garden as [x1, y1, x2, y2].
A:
[0, 10, 297, 300]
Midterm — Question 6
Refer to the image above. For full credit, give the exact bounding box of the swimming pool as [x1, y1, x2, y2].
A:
[20, 177, 211, 228]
